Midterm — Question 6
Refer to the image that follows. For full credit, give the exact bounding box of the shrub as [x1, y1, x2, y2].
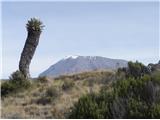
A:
[62, 80, 75, 91]
[1, 70, 31, 97]
[46, 86, 61, 98]
[113, 75, 150, 100]
[68, 93, 108, 119]
[127, 98, 148, 118]
[9, 70, 31, 88]
[128, 61, 145, 78]
[151, 71, 160, 84]
[36, 86, 62, 105]
[149, 104, 160, 118]
[37, 76, 50, 83]
[1, 81, 15, 97]
[69, 73, 160, 119]
[118, 61, 150, 79]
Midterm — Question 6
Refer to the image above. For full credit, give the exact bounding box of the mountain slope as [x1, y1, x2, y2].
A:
[1, 70, 115, 118]
[39, 56, 128, 77]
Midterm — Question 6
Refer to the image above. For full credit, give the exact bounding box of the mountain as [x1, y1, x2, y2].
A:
[39, 55, 128, 77]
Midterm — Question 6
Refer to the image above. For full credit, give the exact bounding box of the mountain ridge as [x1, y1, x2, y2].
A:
[39, 55, 128, 77]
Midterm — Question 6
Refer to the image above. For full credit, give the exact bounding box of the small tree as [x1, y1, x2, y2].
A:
[19, 18, 44, 78]
[127, 61, 150, 78]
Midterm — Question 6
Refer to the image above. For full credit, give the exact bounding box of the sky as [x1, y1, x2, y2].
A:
[1, 1, 159, 79]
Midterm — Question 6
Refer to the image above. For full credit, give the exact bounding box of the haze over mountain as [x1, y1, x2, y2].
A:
[39, 55, 128, 77]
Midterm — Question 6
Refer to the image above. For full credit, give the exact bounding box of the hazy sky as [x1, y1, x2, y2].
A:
[1, 1, 159, 78]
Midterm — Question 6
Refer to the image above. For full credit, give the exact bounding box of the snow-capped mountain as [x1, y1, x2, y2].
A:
[39, 55, 128, 77]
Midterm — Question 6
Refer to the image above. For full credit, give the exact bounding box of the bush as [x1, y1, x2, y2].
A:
[62, 80, 75, 91]
[69, 73, 160, 119]
[1, 70, 31, 97]
[36, 86, 62, 105]
[46, 86, 61, 98]
[118, 61, 150, 79]
[128, 61, 146, 78]
[127, 98, 148, 118]
[1, 81, 16, 97]
[69, 93, 108, 119]
[37, 76, 50, 83]
[149, 104, 160, 118]
[151, 71, 160, 84]
[9, 70, 31, 88]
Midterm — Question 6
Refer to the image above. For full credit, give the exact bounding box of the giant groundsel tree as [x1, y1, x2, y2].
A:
[19, 18, 44, 78]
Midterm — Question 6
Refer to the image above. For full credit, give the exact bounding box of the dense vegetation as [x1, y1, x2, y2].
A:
[1, 70, 113, 118]
[1, 70, 31, 97]
[1, 61, 160, 118]
[69, 61, 160, 118]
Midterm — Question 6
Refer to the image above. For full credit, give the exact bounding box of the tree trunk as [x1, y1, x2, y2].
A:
[19, 30, 41, 78]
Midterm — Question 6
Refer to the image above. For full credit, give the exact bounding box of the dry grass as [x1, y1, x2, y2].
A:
[1, 70, 115, 119]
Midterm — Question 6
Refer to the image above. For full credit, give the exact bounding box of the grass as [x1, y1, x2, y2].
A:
[1, 70, 114, 119]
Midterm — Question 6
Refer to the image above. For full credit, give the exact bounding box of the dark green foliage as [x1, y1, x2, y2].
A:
[127, 98, 148, 118]
[26, 18, 44, 32]
[69, 93, 109, 119]
[149, 104, 160, 118]
[1, 81, 16, 97]
[128, 61, 144, 78]
[68, 90, 113, 118]
[151, 71, 160, 84]
[9, 70, 30, 87]
[113, 75, 151, 100]
[118, 61, 150, 79]
[69, 69, 160, 119]
[1, 70, 31, 97]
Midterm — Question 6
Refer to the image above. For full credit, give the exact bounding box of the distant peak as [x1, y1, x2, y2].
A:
[39, 55, 128, 77]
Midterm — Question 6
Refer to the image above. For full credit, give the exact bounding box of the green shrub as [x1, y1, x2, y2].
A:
[69, 73, 160, 119]
[10, 70, 31, 88]
[69, 93, 108, 119]
[149, 104, 160, 118]
[127, 61, 148, 78]
[151, 71, 160, 84]
[127, 98, 148, 118]
[118, 61, 150, 79]
[113, 75, 151, 100]
[1, 70, 31, 97]
[1, 81, 16, 97]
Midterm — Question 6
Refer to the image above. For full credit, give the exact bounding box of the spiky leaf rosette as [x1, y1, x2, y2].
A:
[26, 18, 44, 32]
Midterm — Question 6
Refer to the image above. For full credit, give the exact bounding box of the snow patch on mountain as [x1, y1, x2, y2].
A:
[63, 55, 79, 60]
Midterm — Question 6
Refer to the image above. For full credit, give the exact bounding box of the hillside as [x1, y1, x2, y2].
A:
[1, 61, 160, 119]
[39, 56, 128, 77]
[1, 70, 115, 118]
